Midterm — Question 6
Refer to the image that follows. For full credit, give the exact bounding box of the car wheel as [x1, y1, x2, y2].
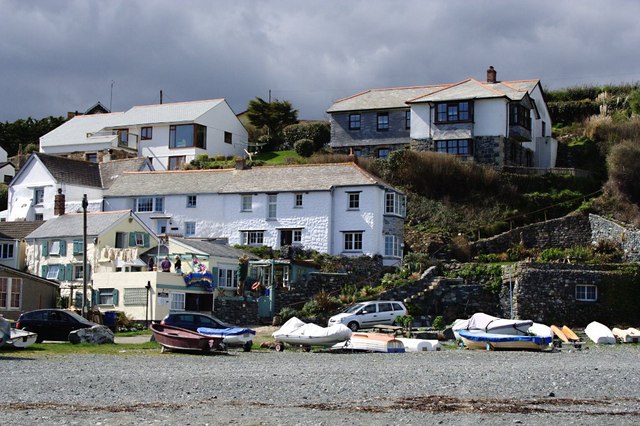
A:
[243, 341, 252, 352]
[275, 342, 284, 352]
[347, 321, 359, 332]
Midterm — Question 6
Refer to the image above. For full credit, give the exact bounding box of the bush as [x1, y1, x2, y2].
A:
[283, 122, 330, 151]
[607, 139, 640, 204]
[432, 315, 446, 330]
[294, 138, 314, 157]
[278, 307, 299, 322]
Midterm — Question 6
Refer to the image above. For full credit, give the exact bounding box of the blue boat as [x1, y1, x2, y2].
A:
[197, 327, 256, 352]
[459, 329, 553, 351]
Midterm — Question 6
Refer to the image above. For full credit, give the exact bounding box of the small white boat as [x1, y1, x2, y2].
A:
[333, 332, 405, 353]
[458, 329, 553, 351]
[6, 329, 38, 348]
[453, 313, 533, 339]
[273, 317, 352, 351]
[197, 327, 256, 351]
[585, 321, 616, 344]
[397, 337, 441, 352]
[612, 327, 640, 343]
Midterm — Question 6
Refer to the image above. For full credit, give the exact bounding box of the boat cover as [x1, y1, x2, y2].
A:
[197, 327, 256, 337]
[459, 329, 552, 345]
[273, 317, 352, 340]
[455, 313, 533, 335]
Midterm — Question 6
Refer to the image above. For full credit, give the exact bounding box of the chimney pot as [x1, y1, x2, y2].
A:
[487, 66, 497, 83]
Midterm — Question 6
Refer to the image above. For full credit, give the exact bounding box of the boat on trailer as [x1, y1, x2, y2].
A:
[458, 329, 553, 351]
[272, 317, 352, 352]
[453, 313, 534, 339]
[150, 323, 224, 353]
[197, 327, 256, 352]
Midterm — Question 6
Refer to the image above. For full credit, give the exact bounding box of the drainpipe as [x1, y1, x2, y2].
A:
[328, 187, 335, 254]
[269, 259, 276, 317]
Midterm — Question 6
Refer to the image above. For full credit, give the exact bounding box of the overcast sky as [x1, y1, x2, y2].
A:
[1, 0, 639, 123]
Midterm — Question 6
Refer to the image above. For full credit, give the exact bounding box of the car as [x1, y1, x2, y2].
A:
[327, 300, 408, 331]
[16, 309, 97, 342]
[160, 312, 255, 351]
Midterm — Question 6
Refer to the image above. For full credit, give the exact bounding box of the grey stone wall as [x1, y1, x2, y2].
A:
[474, 136, 504, 165]
[470, 213, 592, 256]
[589, 214, 640, 261]
[213, 298, 260, 326]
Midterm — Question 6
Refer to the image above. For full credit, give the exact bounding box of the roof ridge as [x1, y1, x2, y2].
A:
[128, 99, 224, 110]
[470, 78, 507, 96]
[121, 162, 355, 175]
[407, 79, 471, 102]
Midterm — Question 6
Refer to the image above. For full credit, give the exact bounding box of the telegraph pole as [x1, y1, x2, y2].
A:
[82, 194, 88, 318]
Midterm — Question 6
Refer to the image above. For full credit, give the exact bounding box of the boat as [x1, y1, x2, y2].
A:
[452, 313, 534, 339]
[0, 315, 10, 348]
[585, 321, 616, 345]
[396, 337, 441, 352]
[6, 329, 38, 348]
[197, 326, 256, 351]
[150, 323, 224, 353]
[612, 327, 640, 343]
[458, 329, 553, 351]
[272, 317, 352, 351]
[333, 332, 405, 353]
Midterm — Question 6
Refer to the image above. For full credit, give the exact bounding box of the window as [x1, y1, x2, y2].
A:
[280, 229, 302, 246]
[344, 231, 363, 251]
[170, 292, 186, 310]
[135, 232, 145, 246]
[98, 288, 116, 305]
[377, 112, 389, 131]
[349, 114, 361, 130]
[72, 240, 83, 255]
[49, 240, 61, 256]
[136, 197, 163, 212]
[0, 278, 21, 309]
[115, 232, 127, 249]
[576, 285, 597, 302]
[85, 153, 97, 163]
[347, 192, 360, 210]
[385, 192, 406, 216]
[124, 288, 147, 306]
[242, 231, 264, 245]
[74, 264, 84, 280]
[168, 156, 186, 170]
[379, 302, 392, 312]
[187, 195, 197, 208]
[224, 131, 232, 144]
[117, 129, 129, 146]
[169, 124, 206, 149]
[385, 235, 402, 257]
[510, 104, 531, 129]
[353, 149, 362, 157]
[294, 193, 303, 208]
[46, 264, 61, 280]
[241, 195, 253, 212]
[436, 101, 472, 123]
[405, 110, 411, 129]
[436, 139, 473, 156]
[218, 268, 237, 288]
[267, 194, 277, 219]
[185, 222, 196, 237]
[141, 126, 153, 140]
[377, 148, 390, 158]
[0, 243, 14, 259]
[34, 188, 44, 205]
[35, 213, 43, 221]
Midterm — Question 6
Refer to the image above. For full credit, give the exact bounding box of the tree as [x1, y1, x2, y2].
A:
[607, 139, 640, 203]
[0, 116, 66, 157]
[246, 97, 298, 150]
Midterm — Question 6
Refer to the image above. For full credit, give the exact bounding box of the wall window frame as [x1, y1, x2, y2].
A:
[186, 195, 197, 208]
[385, 192, 406, 216]
[241, 195, 253, 212]
[0, 243, 14, 259]
[0, 277, 22, 310]
[46, 264, 61, 280]
[34, 187, 44, 205]
[435, 101, 473, 123]
[135, 197, 164, 213]
[348, 113, 361, 130]
[141, 126, 153, 140]
[343, 231, 363, 252]
[224, 131, 232, 144]
[169, 124, 206, 149]
[74, 264, 84, 280]
[436, 139, 473, 156]
[405, 110, 411, 129]
[170, 292, 186, 311]
[267, 194, 277, 219]
[241, 230, 264, 246]
[377, 112, 389, 131]
[509, 104, 532, 130]
[294, 193, 303, 208]
[347, 192, 360, 210]
[218, 268, 237, 288]
[168, 156, 186, 170]
[185, 222, 196, 237]
[575, 284, 597, 302]
[377, 148, 390, 158]
[85, 153, 98, 163]
[384, 235, 402, 258]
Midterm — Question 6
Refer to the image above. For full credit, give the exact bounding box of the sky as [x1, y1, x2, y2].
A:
[1, 0, 640, 123]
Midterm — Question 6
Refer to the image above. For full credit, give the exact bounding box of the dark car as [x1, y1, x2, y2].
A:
[160, 312, 255, 351]
[16, 309, 96, 342]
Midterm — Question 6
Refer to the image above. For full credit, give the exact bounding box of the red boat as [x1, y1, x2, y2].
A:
[150, 323, 224, 353]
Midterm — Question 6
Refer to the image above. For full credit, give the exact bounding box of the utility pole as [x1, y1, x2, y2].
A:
[82, 194, 88, 318]
[160, 90, 163, 104]
[109, 80, 115, 112]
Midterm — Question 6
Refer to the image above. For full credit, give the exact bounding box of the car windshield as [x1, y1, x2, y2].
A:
[63, 310, 95, 325]
[343, 303, 365, 314]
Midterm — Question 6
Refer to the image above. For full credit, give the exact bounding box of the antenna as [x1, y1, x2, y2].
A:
[109, 80, 115, 111]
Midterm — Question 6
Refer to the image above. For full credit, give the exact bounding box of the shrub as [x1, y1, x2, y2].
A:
[539, 247, 565, 262]
[283, 122, 330, 151]
[432, 315, 446, 330]
[607, 139, 640, 204]
[278, 307, 299, 322]
[294, 138, 314, 157]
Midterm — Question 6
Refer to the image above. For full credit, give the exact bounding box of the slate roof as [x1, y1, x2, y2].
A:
[171, 237, 259, 260]
[103, 163, 398, 197]
[40, 112, 125, 148]
[0, 264, 59, 287]
[35, 153, 103, 188]
[26, 210, 132, 239]
[99, 157, 153, 189]
[106, 99, 225, 127]
[408, 78, 539, 103]
[326, 85, 448, 113]
[0, 221, 44, 240]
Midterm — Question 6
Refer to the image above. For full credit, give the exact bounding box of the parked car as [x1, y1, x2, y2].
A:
[327, 300, 408, 331]
[160, 312, 255, 351]
[16, 309, 97, 342]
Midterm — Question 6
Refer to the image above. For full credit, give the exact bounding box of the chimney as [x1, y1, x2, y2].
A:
[487, 66, 497, 83]
[54, 188, 65, 216]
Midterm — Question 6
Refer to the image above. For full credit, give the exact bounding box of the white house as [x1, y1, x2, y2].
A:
[102, 161, 406, 266]
[0, 221, 44, 270]
[0, 146, 15, 184]
[327, 66, 557, 168]
[6, 153, 152, 222]
[40, 99, 249, 171]
[24, 210, 158, 306]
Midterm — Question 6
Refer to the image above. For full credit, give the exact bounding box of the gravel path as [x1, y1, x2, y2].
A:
[2, 345, 640, 425]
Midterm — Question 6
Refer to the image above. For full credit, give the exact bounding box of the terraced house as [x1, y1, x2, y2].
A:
[327, 66, 557, 168]
[102, 161, 406, 266]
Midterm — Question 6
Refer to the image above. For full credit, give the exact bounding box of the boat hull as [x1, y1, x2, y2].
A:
[585, 321, 616, 345]
[273, 318, 352, 348]
[197, 327, 256, 345]
[459, 329, 552, 351]
[151, 323, 223, 352]
[7, 329, 38, 348]
[334, 332, 405, 353]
